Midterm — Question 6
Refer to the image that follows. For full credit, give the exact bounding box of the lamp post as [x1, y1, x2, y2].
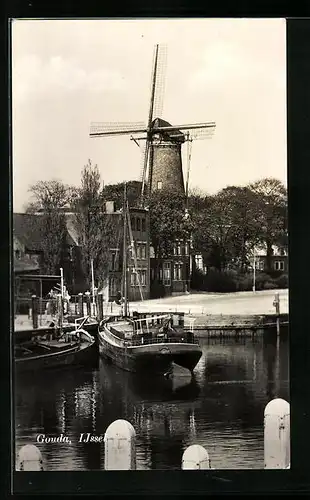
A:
[90, 258, 96, 317]
[252, 248, 256, 292]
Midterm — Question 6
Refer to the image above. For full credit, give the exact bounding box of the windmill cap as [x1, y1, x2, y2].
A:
[152, 118, 185, 142]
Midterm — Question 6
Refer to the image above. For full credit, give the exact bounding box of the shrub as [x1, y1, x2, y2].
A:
[274, 273, 288, 289]
[237, 273, 254, 291]
[263, 281, 277, 290]
[150, 279, 166, 299]
[191, 268, 205, 290]
[254, 272, 273, 290]
[203, 269, 237, 293]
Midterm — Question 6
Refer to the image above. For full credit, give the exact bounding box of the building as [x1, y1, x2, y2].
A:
[253, 245, 288, 274]
[150, 238, 191, 296]
[13, 212, 81, 295]
[149, 120, 191, 296]
[107, 202, 150, 302]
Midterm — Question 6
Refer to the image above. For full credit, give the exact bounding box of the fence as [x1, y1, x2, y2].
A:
[17, 398, 290, 471]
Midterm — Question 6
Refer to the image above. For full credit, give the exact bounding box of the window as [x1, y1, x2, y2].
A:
[274, 260, 284, 271]
[177, 243, 182, 255]
[140, 244, 146, 259]
[110, 252, 117, 271]
[258, 260, 265, 271]
[109, 277, 117, 296]
[130, 271, 136, 286]
[140, 269, 147, 286]
[173, 244, 176, 255]
[15, 249, 21, 259]
[174, 263, 182, 281]
[157, 181, 162, 190]
[141, 218, 146, 232]
[163, 262, 171, 286]
[185, 243, 189, 256]
[136, 218, 141, 231]
[131, 217, 136, 231]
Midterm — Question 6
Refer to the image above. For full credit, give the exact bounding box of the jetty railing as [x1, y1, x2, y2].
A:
[17, 398, 290, 471]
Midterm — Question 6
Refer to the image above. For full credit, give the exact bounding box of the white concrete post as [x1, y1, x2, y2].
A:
[104, 419, 136, 470]
[17, 444, 44, 471]
[182, 444, 211, 469]
[264, 398, 290, 469]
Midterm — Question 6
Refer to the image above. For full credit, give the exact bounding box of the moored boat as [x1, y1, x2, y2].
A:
[15, 328, 97, 372]
[98, 314, 202, 377]
[98, 184, 202, 377]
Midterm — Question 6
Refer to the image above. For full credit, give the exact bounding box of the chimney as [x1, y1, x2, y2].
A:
[105, 201, 115, 214]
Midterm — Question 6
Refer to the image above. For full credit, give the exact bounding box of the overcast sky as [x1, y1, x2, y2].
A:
[12, 18, 286, 212]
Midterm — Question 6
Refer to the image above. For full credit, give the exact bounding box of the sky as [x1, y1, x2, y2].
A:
[11, 18, 287, 212]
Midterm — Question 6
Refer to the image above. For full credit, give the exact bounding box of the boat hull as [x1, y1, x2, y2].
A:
[15, 340, 98, 372]
[98, 328, 202, 376]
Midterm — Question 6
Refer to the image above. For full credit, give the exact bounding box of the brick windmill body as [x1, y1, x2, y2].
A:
[90, 44, 215, 297]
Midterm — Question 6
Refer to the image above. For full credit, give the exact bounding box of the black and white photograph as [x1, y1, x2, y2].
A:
[12, 18, 289, 473]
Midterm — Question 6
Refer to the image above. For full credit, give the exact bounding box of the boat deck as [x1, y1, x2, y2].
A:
[36, 339, 77, 349]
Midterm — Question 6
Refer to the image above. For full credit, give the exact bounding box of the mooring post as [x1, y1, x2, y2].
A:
[264, 398, 290, 469]
[17, 444, 44, 471]
[78, 293, 83, 316]
[182, 444, 211, 469]
[104, 419, 136, 470]
[31, 295, 38, 329]
[85, 291, 91, 316]
[273, 293, 281, 336]
[97, 293, 104, 322]
[56, 294, 64, 335]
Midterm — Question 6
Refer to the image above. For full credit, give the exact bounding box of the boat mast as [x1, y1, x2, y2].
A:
[122, 183, 128, 317]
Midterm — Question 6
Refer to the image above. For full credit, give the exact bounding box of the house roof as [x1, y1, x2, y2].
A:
[13, 213, 77, 251]
[14, 256, 40, 274]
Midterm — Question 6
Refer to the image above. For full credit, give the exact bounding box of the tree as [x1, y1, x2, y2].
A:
[148, 190, 192, 259]
[248, 178, 287, 271]
[72, 160, 119, 289]
[215, 186, 263, 270]
[27, 179, 71, 274]
[102, 180, 142, 210]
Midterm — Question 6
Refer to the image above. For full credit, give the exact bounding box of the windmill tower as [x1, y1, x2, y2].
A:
[90, 44, 216, 206]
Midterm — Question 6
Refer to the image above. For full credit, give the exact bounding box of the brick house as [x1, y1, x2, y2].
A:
[106, 203, 150, 302]
[150, 238, 191, 296]
[13, 204, 151, 302]
[13, 213, 80, 295]
[253, 245, 288, 274]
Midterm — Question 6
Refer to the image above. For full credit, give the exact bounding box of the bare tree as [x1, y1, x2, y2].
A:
[72, 160, 119, 289]
[27, 179, 72, 274]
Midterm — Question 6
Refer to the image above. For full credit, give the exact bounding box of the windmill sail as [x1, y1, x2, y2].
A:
[152, 44, 168, 120]
[90, 122, 146, 137]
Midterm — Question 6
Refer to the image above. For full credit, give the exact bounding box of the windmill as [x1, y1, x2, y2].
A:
[89, 44, 216, 207]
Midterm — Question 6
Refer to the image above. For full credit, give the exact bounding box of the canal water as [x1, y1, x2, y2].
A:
[15, 334, 289, 470]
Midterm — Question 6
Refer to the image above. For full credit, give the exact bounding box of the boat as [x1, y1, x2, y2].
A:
[15, 315, 98, 344]
[15, 327, 97, 372]
[99, 314, 202, 376]
[98, 184, 202, 377]
[65, 315, 98, 339]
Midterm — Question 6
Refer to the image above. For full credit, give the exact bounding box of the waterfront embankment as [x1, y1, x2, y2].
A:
[14, 288, 288, 334]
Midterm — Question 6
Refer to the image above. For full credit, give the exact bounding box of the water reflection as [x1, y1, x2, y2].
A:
[15, 334, 289, 470]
